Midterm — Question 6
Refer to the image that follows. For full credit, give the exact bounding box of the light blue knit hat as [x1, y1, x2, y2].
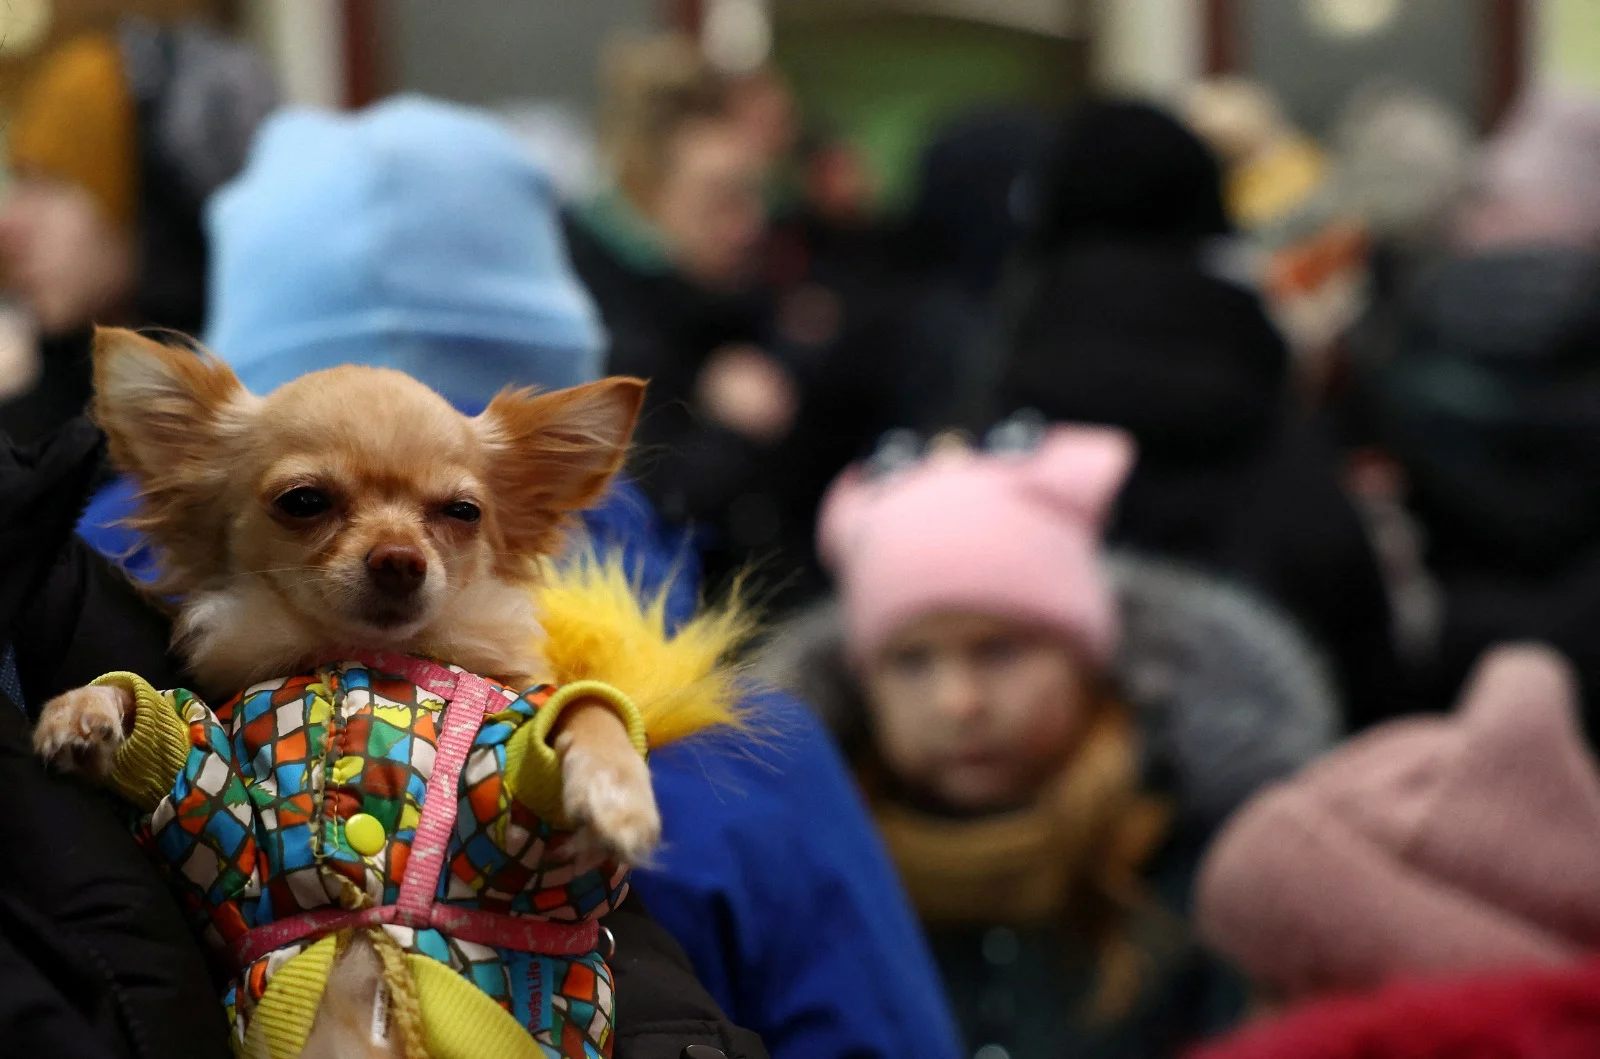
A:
[203, 95, 604, 410]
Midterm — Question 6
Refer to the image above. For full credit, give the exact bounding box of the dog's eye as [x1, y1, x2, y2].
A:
[443, 501, 481, 523]
[275, 487, 333, 519]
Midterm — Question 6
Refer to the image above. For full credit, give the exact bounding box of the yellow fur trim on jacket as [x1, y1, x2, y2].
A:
[530, 546, 754, 748]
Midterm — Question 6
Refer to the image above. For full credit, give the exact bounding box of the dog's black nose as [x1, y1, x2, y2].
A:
[366, 544, 427, 598]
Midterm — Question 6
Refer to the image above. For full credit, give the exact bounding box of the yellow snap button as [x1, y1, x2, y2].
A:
[345, 812, 386, 857]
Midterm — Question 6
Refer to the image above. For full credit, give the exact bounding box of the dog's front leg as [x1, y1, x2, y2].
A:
[33, 684, 135, 779]
[553, 701, 660, 866]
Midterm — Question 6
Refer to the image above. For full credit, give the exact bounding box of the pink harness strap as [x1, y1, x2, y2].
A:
[229, 652, 598, 971]
[231, 904, 599, 970]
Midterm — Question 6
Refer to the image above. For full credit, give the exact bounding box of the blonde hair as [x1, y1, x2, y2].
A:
[598, 33, 733, 208]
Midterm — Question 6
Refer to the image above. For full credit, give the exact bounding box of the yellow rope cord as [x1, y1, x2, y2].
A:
[368, 927, 428, 1059]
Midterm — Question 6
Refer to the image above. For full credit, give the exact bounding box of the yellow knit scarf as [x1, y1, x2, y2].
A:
[872, 710, 1170, 1016]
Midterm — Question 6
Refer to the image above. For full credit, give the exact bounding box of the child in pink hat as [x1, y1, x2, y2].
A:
[760, 424, 1342, 1058]
[818, 427, 1135, 812]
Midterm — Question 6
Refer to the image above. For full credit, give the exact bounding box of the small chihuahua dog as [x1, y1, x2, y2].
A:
[34, 327, 655, 1058]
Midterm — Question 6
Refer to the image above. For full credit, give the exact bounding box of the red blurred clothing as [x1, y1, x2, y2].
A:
[1189, 957, 1600, 1059]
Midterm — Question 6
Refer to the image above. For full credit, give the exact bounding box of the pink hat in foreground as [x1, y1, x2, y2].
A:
[1197, 644, 1600, 1000]
[817, 426, 1135, 665]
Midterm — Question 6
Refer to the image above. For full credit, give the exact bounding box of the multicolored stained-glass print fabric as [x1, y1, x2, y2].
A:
[138, 660, 628, 1056]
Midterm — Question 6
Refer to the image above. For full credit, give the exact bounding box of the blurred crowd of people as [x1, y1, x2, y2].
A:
[8, 12, 1600, 1059]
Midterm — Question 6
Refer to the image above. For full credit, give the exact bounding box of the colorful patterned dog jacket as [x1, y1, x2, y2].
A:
[93, 651, 648, 1059]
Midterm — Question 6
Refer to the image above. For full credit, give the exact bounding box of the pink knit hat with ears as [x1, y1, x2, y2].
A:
[817, 426, 1136, 665]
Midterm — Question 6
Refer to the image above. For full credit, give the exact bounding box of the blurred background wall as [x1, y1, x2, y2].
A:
[8, 0, 1597, 204]
[386, 0, 655, 111]
[769, 3, 1090, 207]
[1543, 0, 1600, 90]
[240, 0, 342, 107]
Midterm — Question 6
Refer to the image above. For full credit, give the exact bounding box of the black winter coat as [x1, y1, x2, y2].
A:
[1375, 249, 1600, 739]
[998, 240, 1402, 729]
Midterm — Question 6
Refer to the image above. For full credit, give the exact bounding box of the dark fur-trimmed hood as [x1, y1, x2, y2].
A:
[755, 551, 1340, 830]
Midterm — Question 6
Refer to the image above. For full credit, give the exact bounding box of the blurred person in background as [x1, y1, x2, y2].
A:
[582, 33, 771, 295]
[564, 32, 791, 594]
[994, 99, 1401, 731]
[893, 106, 1051, 432]
[77, 94, 957, 1059]
[754, 124, 917, 605]
[728, 62, 801, 175]
[0, 23, 273, 1057]
[1183, 78, 1326, 237]
[1330, 81, 1475, 449]
[761, 424, 1340, 1059]
[1454, 89, 1600, 253]
[1369, 243, 1600, 730]
[762, 125, 882, 283]
[1197, 645, 1600, 1013]
[1183, 78, 1368, 401]
[1271, 86, 1476, 674]
[1330, 82, 1474, 290]
[570, 32, 905, 611]
[0, 17, 277, 444]
[1356, 92, 1600, 729]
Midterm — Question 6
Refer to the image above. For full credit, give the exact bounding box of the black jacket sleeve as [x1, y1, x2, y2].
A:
[0, 699, 232, 1059]
[12, 534, 183, 710]
[608, 896, 769, 1059]
[0, 416, 228, 1059]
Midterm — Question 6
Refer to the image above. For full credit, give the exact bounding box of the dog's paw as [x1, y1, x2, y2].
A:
[557, 734, 661, 868]
[33, 684, 134, 779]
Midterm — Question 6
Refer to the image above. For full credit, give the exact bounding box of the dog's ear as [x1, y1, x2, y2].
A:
[92, 327, 252, 478]
[92, 327, 256, 588]
[478, 377, 645, 558]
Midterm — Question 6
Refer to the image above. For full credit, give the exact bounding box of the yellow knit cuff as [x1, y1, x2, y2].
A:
[506, 681, 647, 821]
[242, 934, 338, 1059]
[92, 672, 192, 813]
